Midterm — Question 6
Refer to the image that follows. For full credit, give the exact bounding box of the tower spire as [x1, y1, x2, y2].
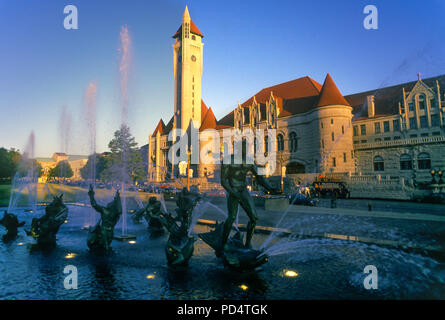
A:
[183, 6, 191, 22]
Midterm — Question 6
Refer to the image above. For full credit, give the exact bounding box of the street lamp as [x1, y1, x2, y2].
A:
[187, 145, 192, 191]
[430, 169, 437, 184]
[438, 169, 444, 185]
[279, 154, 285, 193]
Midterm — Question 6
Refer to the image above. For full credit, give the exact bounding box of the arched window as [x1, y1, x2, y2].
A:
[373, 156, 384, 172]
[289, 132, 297, 152]
[277, 134, 284, 151]
[418, 153, 431, 170]
[400, 154, 412, 170]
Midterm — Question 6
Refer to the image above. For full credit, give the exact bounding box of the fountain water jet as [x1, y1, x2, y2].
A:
[8, 132, 39, 214]
[56, 106, 72, 186]
[114, 25, 135, 241]
[82, 81, 98, 227]
[83, 82, 97, 184]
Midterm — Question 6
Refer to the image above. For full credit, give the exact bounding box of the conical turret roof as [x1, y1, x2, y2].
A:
[317, 73, 350, 107]
[200, 107, 217, 131]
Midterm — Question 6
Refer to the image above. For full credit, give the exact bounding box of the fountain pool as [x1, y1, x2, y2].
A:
[0, 205, 444, 299]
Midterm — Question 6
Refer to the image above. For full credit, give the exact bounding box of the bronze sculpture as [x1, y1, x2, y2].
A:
[25, 195, 68, 247]
[87, 185, 122, 255]
[132, 197, 164, 233]
[0, 211, 25, 242]
[199, 141, 278, 271]
[147, 188, 200, 267]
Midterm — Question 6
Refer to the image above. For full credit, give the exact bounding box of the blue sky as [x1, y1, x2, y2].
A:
[0, 0, 444, 157]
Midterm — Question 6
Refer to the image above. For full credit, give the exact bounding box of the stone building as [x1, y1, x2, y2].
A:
[36, 152, 88, 182]
[147, 7, 445, 198]
[348, 73, 445, 188]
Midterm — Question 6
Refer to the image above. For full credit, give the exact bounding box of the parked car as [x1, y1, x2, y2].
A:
[312, 178, 350, 199]
[206, 189, 226, 197]
[288, 193, 317, 206]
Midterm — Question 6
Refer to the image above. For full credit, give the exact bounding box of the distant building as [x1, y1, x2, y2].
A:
[140, 144, 149, 178]
[36, 153, 88, 182]
[147, 7, 445, 199]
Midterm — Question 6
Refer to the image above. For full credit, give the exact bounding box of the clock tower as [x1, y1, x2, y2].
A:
[172, 6, 204, 132]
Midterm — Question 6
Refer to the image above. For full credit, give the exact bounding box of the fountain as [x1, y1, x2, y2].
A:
[198, 143, 280, 271]
[131, 197, 164, 233]
[113, 25, 136, 242]
[78, 81, 99, 228]
[25, 194, 68, 248]
[57, 106, 72, 181]
[8, 132, 39, 215]
[0, 211, 25, 242]
[83, 81, 97, 185]
[147, 188, 200, 267]
[87, 185, 122, 255]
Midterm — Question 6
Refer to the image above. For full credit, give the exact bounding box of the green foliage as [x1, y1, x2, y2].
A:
[79, 125, 145, 183]
[48, 160, 73, 179]
[103, 124, 145, 183]
[17, 158, 43, 178]
[0, 148, 16, 181]
[80, 153, 109, 180]
[0, 148, 42, 182]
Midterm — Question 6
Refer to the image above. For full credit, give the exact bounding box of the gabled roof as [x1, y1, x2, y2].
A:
[152, 119, 166, 137]
[200, 107, 217, 131]
[164, 116, 174, 135]
[173, 20, 204, 38]
[317, 73, 350, 107]
[345, 74, 445, 119]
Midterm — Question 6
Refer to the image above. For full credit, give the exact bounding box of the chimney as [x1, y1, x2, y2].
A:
[366, 95, 375, 118]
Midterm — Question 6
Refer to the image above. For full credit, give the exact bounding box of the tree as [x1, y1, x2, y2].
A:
[49, 161, 73, 179]
[0, 148, 16, 180]
[80, 153, 109, 181]
[17, 158, 43, 178]
[104, 124, 145, 183]
[0, 148, 41, 182]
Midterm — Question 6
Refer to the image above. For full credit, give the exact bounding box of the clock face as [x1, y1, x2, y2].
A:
[191, 55, 196, 62]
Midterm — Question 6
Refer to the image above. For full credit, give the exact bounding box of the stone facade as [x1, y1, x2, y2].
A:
[36, 153, 88, 182]
[147, 7, 445, 199]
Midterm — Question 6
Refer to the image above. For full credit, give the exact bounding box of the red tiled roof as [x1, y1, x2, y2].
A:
[317, 73, 350, 107]
[278, 96, 320, 118]
[240, 76, 322, 108]
[152, 119, 166, 137]
[173, 20, 204, 38]
[200, 107, 217, 131]
[217, 76, 322, 125]
[201, 100, 208, 118]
